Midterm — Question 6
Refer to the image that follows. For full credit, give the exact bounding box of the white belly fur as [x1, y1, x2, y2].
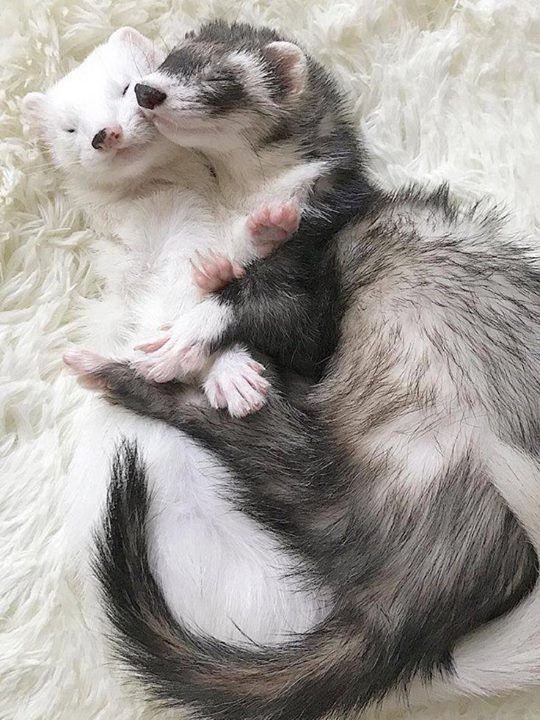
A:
[65, 185, 326, 645]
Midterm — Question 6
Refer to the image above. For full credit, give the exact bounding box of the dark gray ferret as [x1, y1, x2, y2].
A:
[86, 185, 539, 720]
[131, 19, 373, 379]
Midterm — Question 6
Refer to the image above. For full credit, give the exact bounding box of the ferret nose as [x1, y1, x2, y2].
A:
[135, 83, 167, 110]
[91, 126, 123, 150]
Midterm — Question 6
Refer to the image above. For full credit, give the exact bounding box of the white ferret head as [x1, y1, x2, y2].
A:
[22, 28, 174, 186]
[132, 21, 309, 152]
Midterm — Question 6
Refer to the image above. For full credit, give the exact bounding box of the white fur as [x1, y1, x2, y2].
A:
[4, 1, 540, 719]
[65, 398, 327, 646]
[204, 346, 269, 417]
[21, 25, 328, 697]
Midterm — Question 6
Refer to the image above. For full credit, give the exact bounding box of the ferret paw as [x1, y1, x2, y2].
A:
[63, 348, 112, 390]
[247, 201, 300, 257]
[134, 335, 208, 383]
[203, 348, 269, 417]
[65, 352, 180, 418]
[191, 251, 245, 293]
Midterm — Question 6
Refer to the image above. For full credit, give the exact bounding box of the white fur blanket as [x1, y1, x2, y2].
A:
[2, 1, 539, 718]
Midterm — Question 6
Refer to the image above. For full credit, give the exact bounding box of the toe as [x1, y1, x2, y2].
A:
[205, 379, 228, 409]
[269, 206, 284, 226]
[134, 336, 169, 353]
[231, 263, 246, 279]
[63, 348, 107, 374]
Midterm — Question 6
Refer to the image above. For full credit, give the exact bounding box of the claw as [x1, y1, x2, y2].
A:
[134, 336, 169, 353]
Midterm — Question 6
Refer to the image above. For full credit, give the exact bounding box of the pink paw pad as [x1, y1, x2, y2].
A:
[247, 201, 301, 256]
[191, 251, 245, 293]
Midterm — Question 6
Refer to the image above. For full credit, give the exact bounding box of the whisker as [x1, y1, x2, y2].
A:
[157, 30, 171, 56]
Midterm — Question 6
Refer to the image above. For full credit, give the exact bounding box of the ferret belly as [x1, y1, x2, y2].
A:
[110, 195, 255, 346]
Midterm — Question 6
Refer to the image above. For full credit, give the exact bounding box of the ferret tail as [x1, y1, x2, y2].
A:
[95, 440, 437, 720]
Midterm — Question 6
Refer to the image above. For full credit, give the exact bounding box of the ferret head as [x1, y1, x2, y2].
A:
[22, 28, 173, 187]
[134, 21, 309, 152]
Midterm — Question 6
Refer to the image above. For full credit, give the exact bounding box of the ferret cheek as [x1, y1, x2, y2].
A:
[81, 147, 102, 167]
[55, 143, 78, 166]
[133, 117, 157, 141]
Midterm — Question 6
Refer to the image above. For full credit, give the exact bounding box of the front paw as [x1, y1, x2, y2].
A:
[133, 300, 228, 383]
[247, 201, 300, 257]
[203, 348, 269, 418]
[64, 348, 177, 416]
[191, 251, 245, 293]
[134, 335, 209, 383]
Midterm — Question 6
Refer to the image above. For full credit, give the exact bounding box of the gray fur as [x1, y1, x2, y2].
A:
[92, 185, 539, 719]
[148, 20, 372, 241]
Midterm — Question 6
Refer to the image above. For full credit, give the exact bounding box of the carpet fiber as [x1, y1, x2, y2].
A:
[2, 1, 540, 718]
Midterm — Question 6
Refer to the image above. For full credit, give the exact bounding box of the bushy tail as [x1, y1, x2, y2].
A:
[95, 440, 538, 720]
[95, 441, 446, 720]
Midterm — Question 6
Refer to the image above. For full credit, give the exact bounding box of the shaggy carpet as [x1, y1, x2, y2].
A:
[2, 1, 539, 718]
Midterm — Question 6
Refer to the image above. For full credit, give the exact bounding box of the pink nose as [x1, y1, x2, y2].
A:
[91, 126, 123, 150]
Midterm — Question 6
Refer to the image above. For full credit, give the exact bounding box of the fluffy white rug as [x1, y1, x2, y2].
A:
[2, 0, 539, 718]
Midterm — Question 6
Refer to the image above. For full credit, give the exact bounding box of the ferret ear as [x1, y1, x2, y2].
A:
[109, 27, 163, 65]
[264, 41, 307, 97]
[109, 26, 150, 50]
[21, 92, 48, 133]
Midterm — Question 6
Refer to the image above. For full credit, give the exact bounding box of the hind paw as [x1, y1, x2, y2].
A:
[191, 251, 245, 293]
[204, 348, 269, 417]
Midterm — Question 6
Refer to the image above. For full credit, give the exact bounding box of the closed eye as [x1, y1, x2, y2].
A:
[65, 128, 76, 133]
[122, 83, 130, 96]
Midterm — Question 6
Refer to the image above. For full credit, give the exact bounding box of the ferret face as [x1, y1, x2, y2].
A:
[134, 22, 308, 152]
[22, 28, 172, 185]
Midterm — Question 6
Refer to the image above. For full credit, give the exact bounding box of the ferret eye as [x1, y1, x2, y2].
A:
[122, 84, 130, 96]
[65, 128, 76, 134]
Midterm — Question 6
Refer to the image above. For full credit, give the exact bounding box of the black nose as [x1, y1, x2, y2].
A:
[91, 128, 106, 149]
[135, 83, 167, 110]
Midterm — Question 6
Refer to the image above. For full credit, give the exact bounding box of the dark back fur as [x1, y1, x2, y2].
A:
[91, 184, 539, 719]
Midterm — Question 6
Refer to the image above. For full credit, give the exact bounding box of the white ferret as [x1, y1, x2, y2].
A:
[22, 27, 328, 646]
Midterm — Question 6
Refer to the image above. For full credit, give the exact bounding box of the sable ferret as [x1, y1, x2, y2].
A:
[119, 19, 372, 384]
[84, 50, 540, 720]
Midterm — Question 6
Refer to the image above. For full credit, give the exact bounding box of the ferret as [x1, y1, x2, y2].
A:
[28, 21, 540, 719]
[86, 187, 540, 714]
[22, 26, 332, 651]
[115, 19, 372, 384]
